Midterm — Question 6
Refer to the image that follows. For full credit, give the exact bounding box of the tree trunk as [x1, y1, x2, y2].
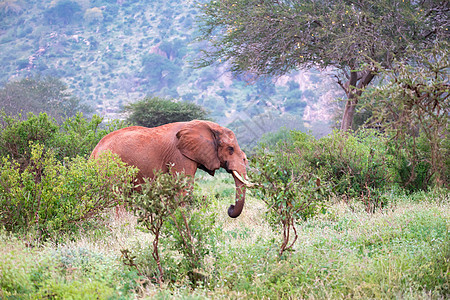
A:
[340, 96, 358, 131]
[339, 69, 376, 131]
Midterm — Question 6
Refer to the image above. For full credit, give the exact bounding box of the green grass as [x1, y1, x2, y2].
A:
[1, 175, 448, 299]
[0, 233, 140, 299]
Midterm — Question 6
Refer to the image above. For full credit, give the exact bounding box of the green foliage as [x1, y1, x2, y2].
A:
[0, 240, 140, 299]
[251, 129, 397, 233]
[44, 0, 82, 25]
[53, 112, 128, 159]
[198, 0, 449, 129]
[0, 75, 91, 119]
[0, 112, 58, 167]
[390, 134, 435, 193]
[128, 170, 192, 232]
[124, 96, 210, 128]
[0, 145, 138, 238]
[362, 43, 450, 190]
[125, 169, 215, 286]
[250, 137, 327, 256]
[293, 130, 397, 205]
[0, 112, 128, 168]
[162, 206, 217, 285]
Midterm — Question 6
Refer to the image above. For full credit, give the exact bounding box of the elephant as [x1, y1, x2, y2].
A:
[90, 120, 253, 218]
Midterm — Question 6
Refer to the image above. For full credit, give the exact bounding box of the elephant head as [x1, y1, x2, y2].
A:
[176, 120, 253, 218]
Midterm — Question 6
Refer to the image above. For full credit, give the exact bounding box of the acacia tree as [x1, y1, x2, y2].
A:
[197, 0, 449, 130]
[0, 76, 92, 120]
[123, 96, 210, 128]
[363, 43, 449, 188]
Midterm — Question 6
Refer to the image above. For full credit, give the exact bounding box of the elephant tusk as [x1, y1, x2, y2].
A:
[232, 170, 255, 188]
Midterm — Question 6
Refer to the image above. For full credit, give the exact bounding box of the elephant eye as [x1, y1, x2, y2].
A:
[228, 146, 234, 154]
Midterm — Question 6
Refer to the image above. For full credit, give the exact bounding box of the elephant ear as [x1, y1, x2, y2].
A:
[176, 121, 220, 173]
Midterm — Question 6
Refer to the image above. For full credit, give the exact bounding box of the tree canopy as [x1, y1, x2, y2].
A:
[362, 43, 449, 188]
[123, 96, 210, 128]
[198, 0, 449, 130]
[0, 76, 92, 120]
[44, 0, 82, 25]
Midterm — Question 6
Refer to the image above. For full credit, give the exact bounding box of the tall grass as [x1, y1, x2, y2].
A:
[1, 175, 448, 299]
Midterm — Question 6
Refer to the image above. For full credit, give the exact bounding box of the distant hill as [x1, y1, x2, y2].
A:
[0, 0, 342, 141]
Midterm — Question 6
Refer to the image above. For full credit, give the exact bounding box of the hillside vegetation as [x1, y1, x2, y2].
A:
[1, 180, 448, 299]
[0, 0, 339, 132]
[0, 1, 448, 298]
[0, 112, 448, 298]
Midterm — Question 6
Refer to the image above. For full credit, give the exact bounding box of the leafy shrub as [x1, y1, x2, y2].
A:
[0, 239, 140, 299]
[0, 76, 91, 119]
[162, 206, 217, 285]
[0, 112, 58, 168]
[0, 112, 128, 168]
[123, 96, 210, 128]
[44, 0, 82, 25]
[391, 134, 433, 192]
[362, 43, 449, 190]
[251, 129, 397, 251]
[53, 113, 128, 159]
[124, 168, 214, 285]
[125, 170, 190, 283]
[387, 128, 450, 193]
[293, 130, 397, 209]
[0, 145, 138, 238]
[250, 141, 328, 256]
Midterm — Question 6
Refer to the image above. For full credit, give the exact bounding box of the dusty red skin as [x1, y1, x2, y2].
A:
[91, 120, 249, 218]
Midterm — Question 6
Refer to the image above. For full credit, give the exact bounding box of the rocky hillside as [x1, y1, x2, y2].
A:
[0, 0, 342, 136]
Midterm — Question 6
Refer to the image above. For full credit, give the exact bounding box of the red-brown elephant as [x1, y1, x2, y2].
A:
[91, 120, 253, 218]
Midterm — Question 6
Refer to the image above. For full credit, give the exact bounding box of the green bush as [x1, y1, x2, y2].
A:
[390, 130, 450, 192]
[250, 140, 328, 256]
[162, 206, 217, 285]
[0, 112, 128, 168]
[294, 130, 397, 207]
[0, 144, 138, 238]
[251, 129, 398, 234]
[53, 113, 128, 160]
[391, 134, 432, 192]
[123, 96, 210, 128]
[0, 112, 58, 168]
[0, 76, 91, 119]
[0, 239, 140, 299]
[124, 169, 215, 286]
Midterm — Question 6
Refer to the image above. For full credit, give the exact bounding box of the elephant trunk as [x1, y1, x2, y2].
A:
[228, 171, 247, 218]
